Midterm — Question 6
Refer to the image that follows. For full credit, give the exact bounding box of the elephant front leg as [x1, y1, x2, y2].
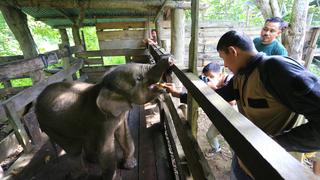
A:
[115, 115, 137, 169]
[99, 141, 118, 180]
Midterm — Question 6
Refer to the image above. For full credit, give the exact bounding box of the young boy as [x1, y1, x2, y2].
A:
[164, 62, 234, 157]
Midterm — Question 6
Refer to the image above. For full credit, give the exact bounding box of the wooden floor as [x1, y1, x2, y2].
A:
[10, 105, 175, 180]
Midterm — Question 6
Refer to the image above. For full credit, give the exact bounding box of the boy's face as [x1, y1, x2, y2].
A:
[218, 49, 238, 74]
[260, 21, 282, 44]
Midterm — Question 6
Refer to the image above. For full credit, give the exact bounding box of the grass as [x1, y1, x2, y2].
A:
[103, 56, 125, 65]
[10, 78, 33, 87]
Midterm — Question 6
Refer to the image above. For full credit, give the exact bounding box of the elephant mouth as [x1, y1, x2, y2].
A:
[148, 82, 166, 93]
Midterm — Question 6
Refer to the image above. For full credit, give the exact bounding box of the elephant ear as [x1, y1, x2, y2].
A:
[96, 88, 132, 117]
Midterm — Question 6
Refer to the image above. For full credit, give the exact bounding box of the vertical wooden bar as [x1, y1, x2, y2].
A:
[59, 28, 73, 81]
[72, 25, 82, 46]
[187, 0, 200, 138]
[155, 18, 163, 47]
[171, 9, 185, 67]
[304, 27, 320, 69]
[4, 102, 31, 152]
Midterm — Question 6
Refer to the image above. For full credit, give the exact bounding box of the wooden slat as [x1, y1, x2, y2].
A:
[138, 105, 157, 179]
[0, 55, 24, 63]
[97, 30, 144, 40]
[96, 22, 146, 30]
[0, 60, 83, 121]
[4, 102, 30, 151]
[21, 110, 42, 146]
[0, 46, 83, 81]
[77, 49, 148, 58]
[0, 131, 19, 162]
[172, 65, 317, 179]
[163, 94, 214, 180]
[161, 105, 187, 180]
[99, 40, 145, 50]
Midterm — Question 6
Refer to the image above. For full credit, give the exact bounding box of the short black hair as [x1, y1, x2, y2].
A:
[216, 30, 254, 53]
[265, 17, 288, 31]
[151, 29, 156, 32]
[202, 62, 221, 73]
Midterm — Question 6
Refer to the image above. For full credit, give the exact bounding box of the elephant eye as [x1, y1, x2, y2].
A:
[137, 75, 144, 81]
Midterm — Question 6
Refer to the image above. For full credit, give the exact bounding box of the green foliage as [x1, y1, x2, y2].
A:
[0, 83, 4, 89]
[103, 56, 126, 65]
[310, 63, 320, 78]
[82, 27, 99, 50]
[10, 78, 33, 87]
[199, 0, 264, 26]
[0, 12, 22, 56]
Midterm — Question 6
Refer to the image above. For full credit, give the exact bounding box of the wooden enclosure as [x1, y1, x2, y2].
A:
[0, 0, 320, 180]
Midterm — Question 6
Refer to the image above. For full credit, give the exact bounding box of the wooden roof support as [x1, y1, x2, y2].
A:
[56, 8, 76, 24]
[0, 4, 37, 58]
[0, 1, 209, 12]
[187, 0, 199, 138]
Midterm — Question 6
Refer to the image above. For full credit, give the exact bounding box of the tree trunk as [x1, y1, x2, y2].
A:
[255, 0, 280, 19]
[284, 0, 309, 61]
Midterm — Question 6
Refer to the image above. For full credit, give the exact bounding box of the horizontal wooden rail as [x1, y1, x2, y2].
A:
[0, 59, 83, 151]
[0, 59, 83, 120]
[77, 49, 149, 58]
[0, 46, 83, 81]
[171, 65, 317, 179]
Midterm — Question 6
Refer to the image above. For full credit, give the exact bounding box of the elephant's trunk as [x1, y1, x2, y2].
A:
[146, 58, 172, 84]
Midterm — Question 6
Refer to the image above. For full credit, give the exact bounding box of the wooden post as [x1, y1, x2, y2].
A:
[59, 28, 73, 81]
[304, 27, 320, 69]
[72, 25, 82, 46]
[0, 4, 44, 83]
[170, 8, 187, 125]
[4, 102, 31, 152]
[171, 9, 185, 67]
[155, 17, 163, 47]
[187, 0, 200, 138]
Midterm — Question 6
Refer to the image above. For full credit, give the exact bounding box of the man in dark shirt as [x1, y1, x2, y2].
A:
[167, 30, 320, 179]
[216, 30, 320, 179]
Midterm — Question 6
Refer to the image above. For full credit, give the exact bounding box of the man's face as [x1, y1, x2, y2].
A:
[151, 31, 157, 39]
[260, 21, 282, 44]
[218, 50, 238, 74]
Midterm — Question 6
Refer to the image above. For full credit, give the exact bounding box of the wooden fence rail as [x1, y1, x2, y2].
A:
[0, 59, 83, 153]
[165, 65, 317, 179]
[0, 46, 83, 81]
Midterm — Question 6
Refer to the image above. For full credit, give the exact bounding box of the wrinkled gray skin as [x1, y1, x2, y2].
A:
[35, 60, 171, 180]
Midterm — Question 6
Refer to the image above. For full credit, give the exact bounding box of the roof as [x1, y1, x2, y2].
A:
[0, 0, 193, 28]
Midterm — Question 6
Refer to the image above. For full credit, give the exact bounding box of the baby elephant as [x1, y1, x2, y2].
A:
[35, 60, 171, 180]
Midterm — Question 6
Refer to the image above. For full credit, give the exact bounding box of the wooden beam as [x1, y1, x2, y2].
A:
[304, 27, 320, 69]
[56, 9, 75, 24]
[72, 26, 82, 46]
[0, 132, 20, 162]
[154, 0, 169, 22]
[77, 49, 148, 57]
[0, 60, 83, 121]
[1, 1, 209, 12]
[172, 65, 316, 179]
[4, 102, 31, 152]
[187, 0, 200, 138]
[0, 46, 83, 81]
[0, 5, 37, 58]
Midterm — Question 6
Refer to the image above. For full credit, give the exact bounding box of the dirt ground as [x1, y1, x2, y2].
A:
[197, 108, 232, 180]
